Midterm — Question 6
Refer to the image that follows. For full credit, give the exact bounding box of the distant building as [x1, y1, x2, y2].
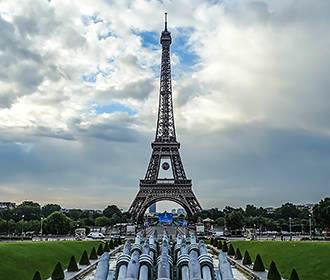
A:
[296, 203, 314, 213]
[265, 207, 275, 214]
[0, 202, 16, 210]
[149, 203, 156, 213]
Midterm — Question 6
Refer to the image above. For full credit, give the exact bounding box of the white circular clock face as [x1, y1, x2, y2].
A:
[162, 162, 170, 170]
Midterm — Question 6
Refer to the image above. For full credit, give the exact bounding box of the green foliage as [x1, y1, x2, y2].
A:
[228, 243, 235, 256]
[235, 248, 242, 260]
[118, 238, 122, 245]
[217, 240, 222, 249]
[43, 211, 73, 235]
[32, 271, 41, 280]
[89, 247, 98, 260]
[79, 250, 90, 266]
[215, 217, 225, 226]
[242, 250, 252, 265]
[289, 269, 299, 280]
[313, 197, 330, 229]
[114, 239, 119, 247]
[222, 241, 228, 252]
[97, 243, 104, 255]
[103, 242, 110, 252]
[253, 254, 265, 272]
[67, 255, 79, 272]
[41, 204, 61, 218]
[109, 239, 115, 249]
[103, 205, 121, 218]
[224, 209, 245, 230]
[95, 216, 111, 227]
[267, 261, 281, 280]
[51, 262, 64, 280]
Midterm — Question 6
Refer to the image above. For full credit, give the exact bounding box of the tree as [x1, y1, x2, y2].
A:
[289, 269, 299, 280]
[109, 239, 115, 249]
[253, 254, 265, 272]
[32, 271, 41, 280]
[313, 197, 330, 230]
[66, 209, 82, 221]
[225, 210, 245, 230]
[103, 205, 121, 218]
[104, 242, 110, 252]
[222, 241, 228, 252]
[267, 261, 281, 280]
[67, 256, 79, 272]
[51, 262, 64, 280]
[215, 217, 225, 226]
[242, 250, 252, 265]
[228, 244, 235, 256]
[95, 216, 110, 227]
[97, 243, 104, 255]
[235, 248, 242, 260]
[274, 203, 300, 220]
[13, 201, 41, 221]
[41, 204, 61, 218]
[90, 247, 98, 260]
[79, 250, 90, 266]
[43, 211, 72, 234]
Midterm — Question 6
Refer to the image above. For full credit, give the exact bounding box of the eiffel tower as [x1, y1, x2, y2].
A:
[128, 13, 202, 222]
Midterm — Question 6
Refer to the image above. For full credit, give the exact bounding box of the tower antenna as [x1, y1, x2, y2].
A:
[165, 12, 167, 31]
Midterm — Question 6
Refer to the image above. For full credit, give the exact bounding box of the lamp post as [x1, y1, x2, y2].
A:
[289, 217, 292, 240]
[309, 214, 312, 239]
[21, 214, 25, 241]
[40, 217, 44, 237]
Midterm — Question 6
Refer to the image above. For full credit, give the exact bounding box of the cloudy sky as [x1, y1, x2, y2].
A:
[0, 0, 329, 211]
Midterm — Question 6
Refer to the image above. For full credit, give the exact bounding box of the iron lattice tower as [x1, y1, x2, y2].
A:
[128, 14, 202, 221]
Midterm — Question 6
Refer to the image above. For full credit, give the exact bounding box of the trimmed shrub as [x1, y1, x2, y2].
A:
[267, 261, 281, 280]
[118, 238, 122, 245]
[104, 241, 110, 252]
[109, 239, 115, 249]
[253, 254, 265, 272]
[235, 248, 242, 260]
[222, 241, 228, 252]
[97, 243, 104, 255]
[114, 239, 119, 247]
[242, 250, 252, 265]
[32, 271, 41, 280]
[67, 255, 79, 272]
[289, 269, 299, 280]
[79, 250, 90, 266]
[90, 247, 98, 260]
[228, 244, 235, 256]
[210, 238, 214, 246]
[217, 240, 222, 250]
[51, 262, 64, 280]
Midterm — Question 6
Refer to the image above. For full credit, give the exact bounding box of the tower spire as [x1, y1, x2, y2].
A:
[156, 12, 175, 142]
[164, 12, 167, 31]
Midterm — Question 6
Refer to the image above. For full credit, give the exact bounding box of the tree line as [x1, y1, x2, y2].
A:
[0, 202, 130, 235]
[192, 197, 329, 233]
[0, 197, 328, 235]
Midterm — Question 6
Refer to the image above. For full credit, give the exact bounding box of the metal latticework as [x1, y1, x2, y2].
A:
[128, 14, 202, 221]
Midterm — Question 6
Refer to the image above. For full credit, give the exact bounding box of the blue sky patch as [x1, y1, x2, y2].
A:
[137, 31, 159, 48]
[94, 103, 136, 116]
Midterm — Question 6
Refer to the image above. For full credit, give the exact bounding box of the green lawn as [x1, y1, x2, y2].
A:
[231, 240, 330, 280]
[0, 240, 102, 280]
